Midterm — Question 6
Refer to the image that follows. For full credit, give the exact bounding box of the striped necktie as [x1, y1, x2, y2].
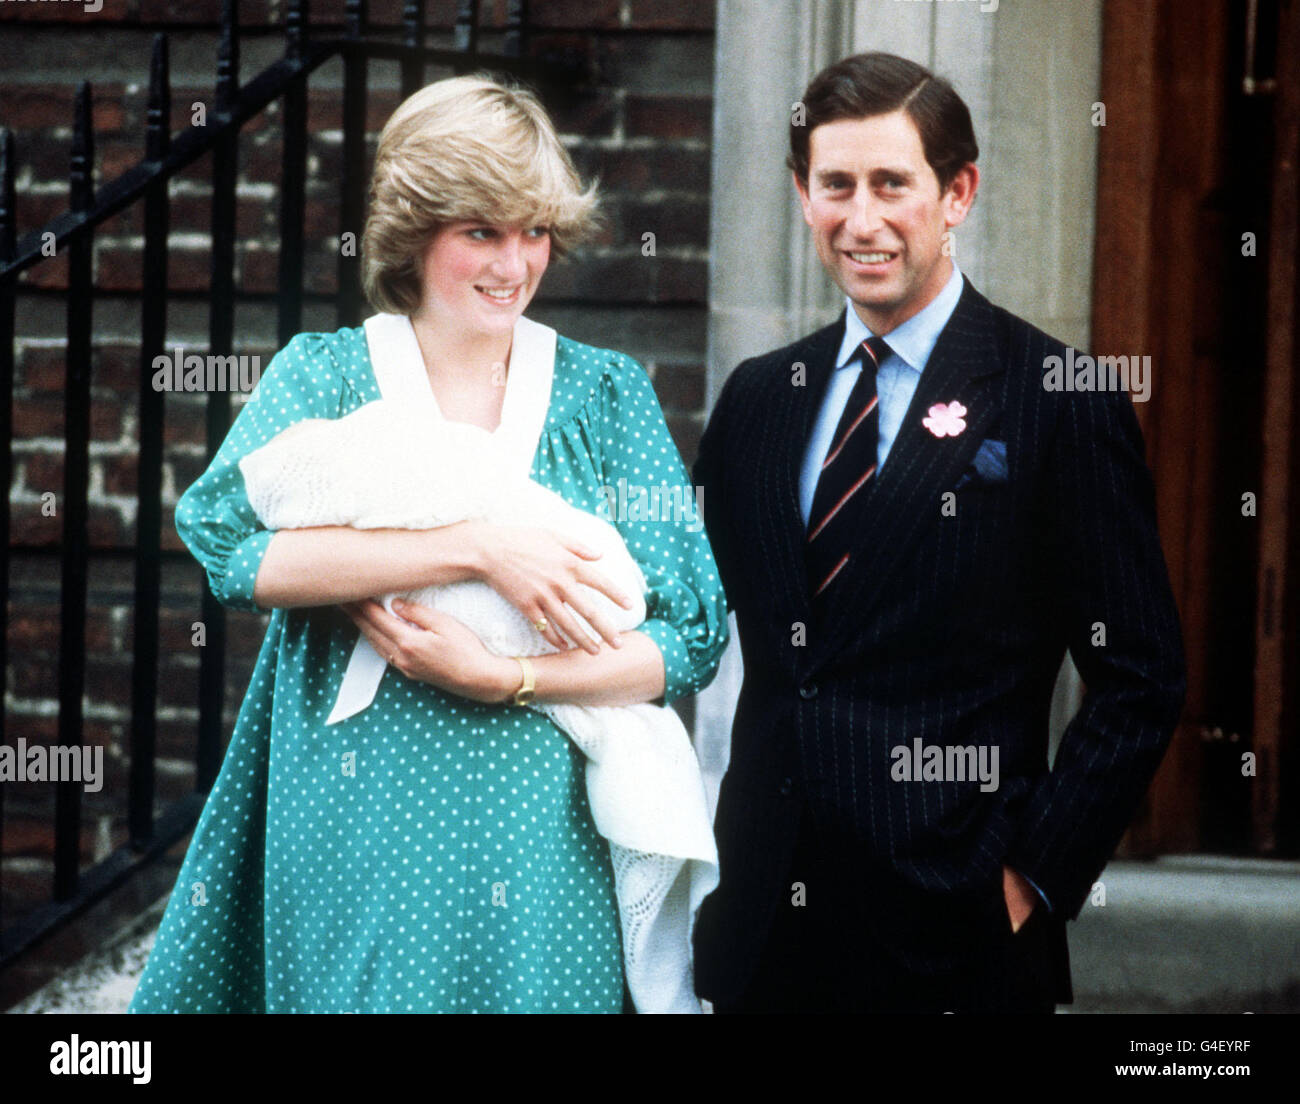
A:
[806, 334, 892, 603]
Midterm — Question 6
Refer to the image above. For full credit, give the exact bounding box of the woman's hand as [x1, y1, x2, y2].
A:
[341, 597, 519, 704]
[468, 521, 634, 656]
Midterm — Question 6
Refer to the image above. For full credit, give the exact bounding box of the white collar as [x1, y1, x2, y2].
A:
[363, 312, 557, 480]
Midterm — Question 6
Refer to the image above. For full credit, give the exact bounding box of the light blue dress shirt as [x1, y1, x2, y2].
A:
[799, 262, 965, 526]
[796, 262, 1054, 915]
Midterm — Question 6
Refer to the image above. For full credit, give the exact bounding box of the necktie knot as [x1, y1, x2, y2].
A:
[861, 334, 892, 372]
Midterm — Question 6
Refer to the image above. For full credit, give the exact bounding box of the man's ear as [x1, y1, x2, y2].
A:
[792, 170, 815, 228]
[942, 162, 980, 229]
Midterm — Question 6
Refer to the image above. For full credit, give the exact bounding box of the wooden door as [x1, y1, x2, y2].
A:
[1091, 0, 1295, 854]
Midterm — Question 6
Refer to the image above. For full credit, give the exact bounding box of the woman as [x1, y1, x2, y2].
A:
[129, 75, 729, 1013]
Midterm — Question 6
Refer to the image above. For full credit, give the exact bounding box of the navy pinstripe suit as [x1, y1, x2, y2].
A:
[691, 278, 1186, 1011]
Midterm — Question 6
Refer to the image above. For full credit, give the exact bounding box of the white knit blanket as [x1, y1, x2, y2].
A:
[238, 397, 718, 1014]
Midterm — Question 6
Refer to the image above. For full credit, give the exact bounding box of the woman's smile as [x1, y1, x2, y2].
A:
[474, 282, 523, 305]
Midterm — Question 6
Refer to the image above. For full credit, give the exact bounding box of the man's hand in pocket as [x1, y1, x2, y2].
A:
[1002, 865, 1038, 933]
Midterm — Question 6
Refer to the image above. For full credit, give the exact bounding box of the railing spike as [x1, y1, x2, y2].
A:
[71, 81, 94, 213]
[147, 34, 172, 164]
[402, 0, 425, 49]
[454, 0, 479, 55]
[287, 0, 309, 64]
[504, 0, 527, 59]
[216, 0, 240, 114]
[346, 0, 368, 40]
[0, 129, 15, 261]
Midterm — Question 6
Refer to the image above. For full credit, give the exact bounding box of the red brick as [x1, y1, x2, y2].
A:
[628, 0, 714, 30]
[102, 453, 137, 496]
[664, 412, 702, 465]
[0, 0, 131, 24]
[1, 815, 60, 859]
[7, 603, 115, 653]
[96, 345, 150, 392]
[0, 84, 128, 133]
[304, 197, 341, 240]
[548, 89, 618, 138]
[96, 243, 213, 293]
[19, 452, 65, 495]
[304, 246, 341, 295]
[650, 361, 704, 412]
[156, 659, 200, 708]
[84, 656, 135, 703]
[238, 246, 280, 294]
[617, 196, 709, 250]
[20, 346, 70, 393]
[538, 254, 653, 301]
[573, 145, 710, 193]
[94, 243, 142, 292]
[136, 0, 277, 25]
[19, 256, 70, 291]
[531, 0, 621, 29]
[648, 255, 707, 302]
[624, 95, 711, 140]
[8, 502, 61, 546]
[99, 136, 146, 182]
[12, 395, 124, 442]
[160, 511, 187, 552]
[88, 504, 134, 546]
[14, 192, 69, 234]
[163, 399, 207, 447]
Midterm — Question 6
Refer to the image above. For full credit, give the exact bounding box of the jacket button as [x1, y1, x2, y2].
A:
[799, 682, 818, 700]
[778, 778, 794, 797]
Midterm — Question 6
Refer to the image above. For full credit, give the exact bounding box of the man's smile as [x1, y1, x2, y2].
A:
[843, 248, 899, 272]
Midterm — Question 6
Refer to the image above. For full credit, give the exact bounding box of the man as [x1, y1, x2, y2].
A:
[691, 52, 1186, 1013]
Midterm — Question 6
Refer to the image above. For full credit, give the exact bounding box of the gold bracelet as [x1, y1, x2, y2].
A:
[510, 656, 535, 706]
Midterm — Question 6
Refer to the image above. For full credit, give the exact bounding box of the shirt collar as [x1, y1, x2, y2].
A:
[834, 262, 965, 373]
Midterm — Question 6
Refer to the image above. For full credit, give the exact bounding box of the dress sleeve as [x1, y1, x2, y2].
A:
[174, 333, 346, 613]
[597, 353, 730, 705]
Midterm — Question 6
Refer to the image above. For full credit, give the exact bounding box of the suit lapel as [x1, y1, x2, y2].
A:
[806, 279, 1007, 673]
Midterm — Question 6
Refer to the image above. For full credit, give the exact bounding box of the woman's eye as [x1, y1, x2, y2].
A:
[467, 227, 495, 240]
[526, 226, 550, 239]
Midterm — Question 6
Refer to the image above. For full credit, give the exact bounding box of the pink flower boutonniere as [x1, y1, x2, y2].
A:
[922, 401, 967, 438]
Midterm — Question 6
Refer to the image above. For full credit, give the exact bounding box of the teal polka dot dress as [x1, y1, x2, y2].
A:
[128, 324, 730, 1013]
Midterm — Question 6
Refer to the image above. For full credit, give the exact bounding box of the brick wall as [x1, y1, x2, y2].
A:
[0, 0, 714, 934]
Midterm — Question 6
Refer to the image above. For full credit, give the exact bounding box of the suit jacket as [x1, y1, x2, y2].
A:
[691, 278, 1186, 1006]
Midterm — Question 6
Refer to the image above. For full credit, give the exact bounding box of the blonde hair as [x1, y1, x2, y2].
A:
[361, 74, 600, 315]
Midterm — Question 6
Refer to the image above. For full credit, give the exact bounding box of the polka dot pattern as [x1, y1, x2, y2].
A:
[128, 324, 730, 1013]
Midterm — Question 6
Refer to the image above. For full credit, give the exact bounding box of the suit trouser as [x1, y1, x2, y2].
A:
[712, 803, 1056, 1014]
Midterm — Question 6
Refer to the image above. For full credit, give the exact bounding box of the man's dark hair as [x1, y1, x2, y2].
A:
[788, 52, 979, 192]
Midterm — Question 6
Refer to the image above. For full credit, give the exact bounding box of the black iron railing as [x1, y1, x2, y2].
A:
[0, 0, 572, 972]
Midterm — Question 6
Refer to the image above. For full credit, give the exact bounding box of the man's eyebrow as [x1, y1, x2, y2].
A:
[870, 166, 916, 181]
[813, 165, 917, 185]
